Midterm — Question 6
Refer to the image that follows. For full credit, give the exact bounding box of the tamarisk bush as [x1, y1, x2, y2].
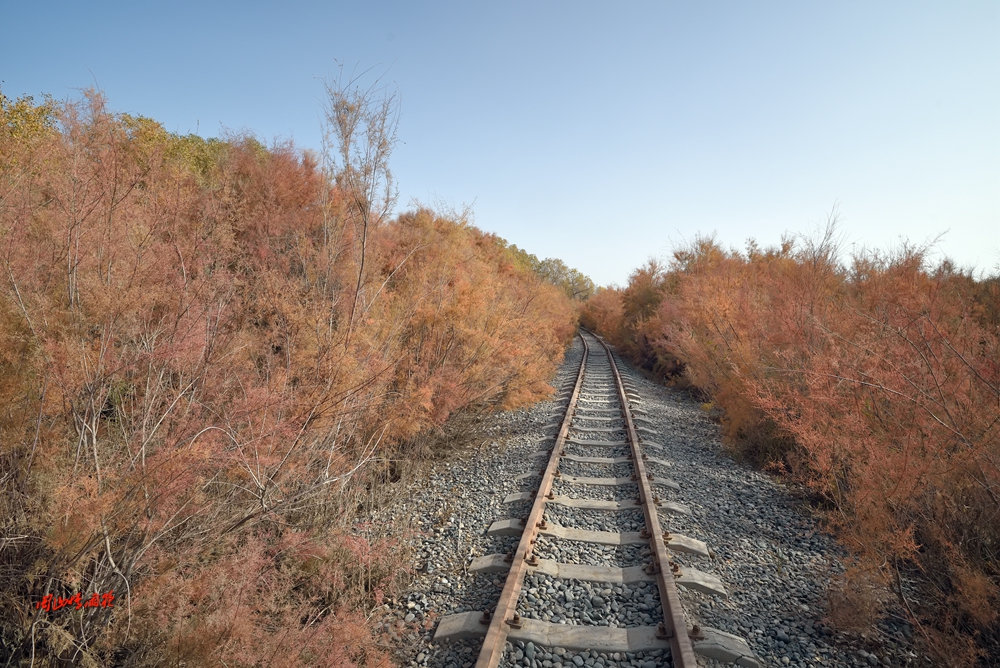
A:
[584, 230, 1000, 665]
[0, 90, 576, 666]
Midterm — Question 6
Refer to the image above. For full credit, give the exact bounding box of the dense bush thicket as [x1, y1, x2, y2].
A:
[583, 231, 1000, 666]
[0, 90, 578, 666]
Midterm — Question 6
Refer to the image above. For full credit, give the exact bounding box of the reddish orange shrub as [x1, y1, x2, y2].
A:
[590, 230, 1000, 665]
[579, 286, 623, 343]
[581, 261, 686, 384]
[0, 90, 577, 666]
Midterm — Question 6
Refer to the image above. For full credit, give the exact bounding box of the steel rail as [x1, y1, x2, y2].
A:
[591, 330, 698, 668]
[475, 332, 590, 668]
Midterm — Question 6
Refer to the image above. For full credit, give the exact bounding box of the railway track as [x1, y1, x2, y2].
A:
[433, 331, 761, 668]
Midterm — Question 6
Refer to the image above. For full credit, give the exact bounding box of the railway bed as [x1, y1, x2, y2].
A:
[384, 332, 925, 668]
[432, 331, 760, 668]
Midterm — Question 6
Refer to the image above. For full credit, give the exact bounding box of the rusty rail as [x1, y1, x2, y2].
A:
[474, 332, 590, 668]
[592, 331, 698, 668]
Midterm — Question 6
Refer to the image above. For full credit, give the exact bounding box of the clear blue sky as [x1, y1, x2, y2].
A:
[3, 1, 998, 285]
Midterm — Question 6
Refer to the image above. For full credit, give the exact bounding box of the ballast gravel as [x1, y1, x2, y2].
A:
[513, 573, 664, 628]
[531, 535, 647, 568]
[557, 460, 634, 478]
[564, 445, 632, 459]
[552, 480, 640, 502]
[364, 337, 928, 668]
[543, 505, 646, 533]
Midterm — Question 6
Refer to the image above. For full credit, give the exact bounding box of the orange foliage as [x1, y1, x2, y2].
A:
[589, 231, 1000, 665]
[579, 285, 623, 342]
[0, 90, 575, 665]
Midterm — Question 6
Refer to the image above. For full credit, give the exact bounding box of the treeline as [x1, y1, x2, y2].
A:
[501, 244, 595, 301]
[0, 89, 582, 665]
[583, 230, 1000, 666]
